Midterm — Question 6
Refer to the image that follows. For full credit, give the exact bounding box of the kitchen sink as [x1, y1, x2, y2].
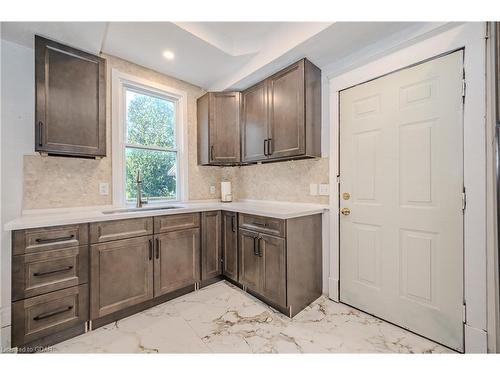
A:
[102, 205, 183, 214]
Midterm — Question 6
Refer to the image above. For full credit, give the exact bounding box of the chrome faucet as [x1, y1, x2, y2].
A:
[135, 171, 148, 208]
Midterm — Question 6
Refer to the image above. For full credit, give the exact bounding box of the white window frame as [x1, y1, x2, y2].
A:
[112, 69, 189, 206]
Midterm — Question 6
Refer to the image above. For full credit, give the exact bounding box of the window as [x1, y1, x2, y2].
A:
[112, 70, 187, 205]
[124, 88, 178, 202]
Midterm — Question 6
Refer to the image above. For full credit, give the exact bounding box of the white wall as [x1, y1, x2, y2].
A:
[0, 39, 35, 341]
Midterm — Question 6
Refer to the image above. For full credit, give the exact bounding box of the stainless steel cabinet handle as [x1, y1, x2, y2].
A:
[155, 238, 160, 259]
[253, 236, 259, 256]
[210, 145, 215, 160]
[33, 266, 73, 277]
[267, 138, 273, 155]
[148, 239, 153, 260]
[258, 237, 263, 257]
[35, 234, 75, 244]
[263, 139, 268, 156]
[231, 215, 236, 232]
[33, 306, 73, 321]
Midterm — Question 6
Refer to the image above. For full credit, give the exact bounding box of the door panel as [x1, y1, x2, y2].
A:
[201, 211, 222, 280]
[222, 211, 238, 282]
[242, 81, 268, 162]
[268, 60, 305, 159]
[260, 234, 286, 308]
[154, 228, 200, 297]
[239, 229, 260, 291]
[210, 92, 240, 163]
[90, 236, 153, 319]
[340, 51, 464, 351]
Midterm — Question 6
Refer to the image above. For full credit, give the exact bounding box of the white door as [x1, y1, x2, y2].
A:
[339, 51, 464, 352]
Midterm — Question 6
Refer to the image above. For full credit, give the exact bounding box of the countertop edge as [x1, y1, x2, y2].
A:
[4, 202, 330, 231]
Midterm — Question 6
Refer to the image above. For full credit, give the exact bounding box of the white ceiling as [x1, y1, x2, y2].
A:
[1, 21, 450, 91]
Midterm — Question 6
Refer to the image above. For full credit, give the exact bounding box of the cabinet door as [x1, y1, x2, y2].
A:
[201, 211, 222, 280]
[260, 234, 286, 308]
[154, 228, 200, 297]
[210, 92, 241, 164]
[35, 36, 106, 157]
[242, 81, 268, 162]
[267, 60, 305, 159]
[239, 229, 261, 291]
[222, 211, 238, 282]
[90, 236, 153, 319]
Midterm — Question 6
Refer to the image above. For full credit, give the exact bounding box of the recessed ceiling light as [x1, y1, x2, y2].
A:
[163, 50, 175, 60]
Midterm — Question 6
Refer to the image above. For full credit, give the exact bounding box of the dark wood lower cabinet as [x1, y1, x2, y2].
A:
[222, 211, 238, 282]
[154, 228, 200, 297]
[10, 211, 322, 349]
[239, 229, 261, 291]
[238, 213, 322, 317]
[90, 236, 153, 319]
[201, 211, 222, 280]
[259, 234, 286, 308]
[12, 285, 88, 348]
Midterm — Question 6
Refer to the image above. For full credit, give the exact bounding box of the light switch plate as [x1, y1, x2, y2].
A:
[209, 185, 216, 195]
[309, 183, 318, 196]
[99, 182, 109, 196]
[319, 183, 330, 196]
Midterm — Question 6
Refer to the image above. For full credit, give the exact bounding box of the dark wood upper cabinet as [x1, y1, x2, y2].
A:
[222, 211, 238, 282]
[241, 58, 321, 163]
[35, 35, 106, 158]
[267, 60, 305, 159]
[201, 211, 222, 280]
[241, 81, 268, 162]
[197, 92, 240, 165]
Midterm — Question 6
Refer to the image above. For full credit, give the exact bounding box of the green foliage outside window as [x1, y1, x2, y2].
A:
[125, 90, 177, 201]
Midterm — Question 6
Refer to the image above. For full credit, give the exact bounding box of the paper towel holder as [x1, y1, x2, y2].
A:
[221, 181, 232, 203]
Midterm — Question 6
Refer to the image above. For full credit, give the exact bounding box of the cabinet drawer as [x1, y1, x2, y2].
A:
[238, 214, 285, 237]
[12, 246, 88, 301]
[90, 217, 153, 243]
[12, 224, 89, 255]
[12, 285, 89, 347]
[154, 213, 200, 233]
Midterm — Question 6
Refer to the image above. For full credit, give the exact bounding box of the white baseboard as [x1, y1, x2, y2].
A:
[465, 324, 487, 353]
[328, 277, 339, 302]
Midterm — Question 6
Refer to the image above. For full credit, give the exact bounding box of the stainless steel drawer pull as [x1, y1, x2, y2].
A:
[33, 266, 73, 277]
[35, 234, 75, 244]
[33, 305, 73, 321]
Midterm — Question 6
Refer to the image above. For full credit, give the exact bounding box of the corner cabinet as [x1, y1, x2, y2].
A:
[35, 35, 106, 158]
[197, 92, 241, 165]
[241, 58, 321, 163]
[201, 211, 222, 280]
[222, 211, 238, 282]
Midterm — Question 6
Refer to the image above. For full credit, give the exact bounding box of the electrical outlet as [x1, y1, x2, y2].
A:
[309, 183, 318, 196]
[319, 183, 330, 196]
[209, 185, 216, 195]
[99, 182, 109, 196]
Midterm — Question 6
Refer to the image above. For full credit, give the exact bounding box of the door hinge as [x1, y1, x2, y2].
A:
[336, 175, 340, 184]
[485, 22, 491, 40]
[462, 78, 466, 99]
[462, 188, 467, 213]
[462, 303, 467, 323]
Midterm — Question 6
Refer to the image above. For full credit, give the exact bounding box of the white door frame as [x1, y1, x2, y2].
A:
[328, 22, 487, 352]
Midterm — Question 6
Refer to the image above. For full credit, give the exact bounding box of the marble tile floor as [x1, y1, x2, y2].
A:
[48, 281, 454, 354]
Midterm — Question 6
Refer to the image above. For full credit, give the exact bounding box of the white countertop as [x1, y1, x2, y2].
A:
[4, 200, 329, 231]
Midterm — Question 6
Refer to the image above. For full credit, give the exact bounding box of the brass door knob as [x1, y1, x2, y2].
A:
[341, 208, 351, 216]
[342, 192, 350, 200]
